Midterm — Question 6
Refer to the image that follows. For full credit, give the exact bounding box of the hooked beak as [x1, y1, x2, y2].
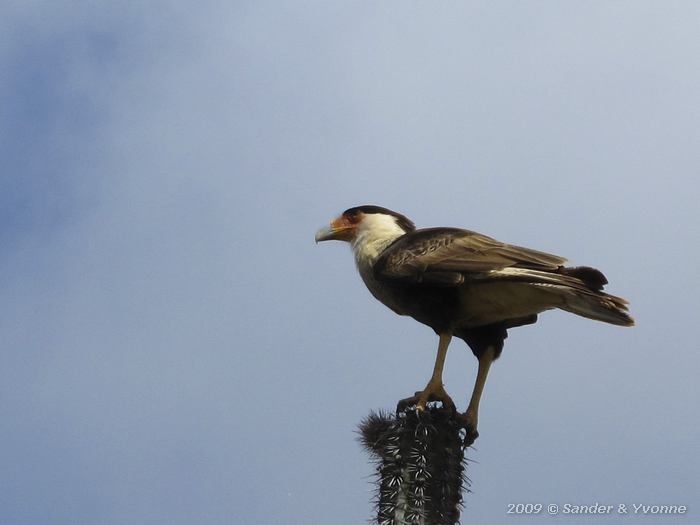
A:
[315, 225, 336, 243]
[315, 217, 355, 243]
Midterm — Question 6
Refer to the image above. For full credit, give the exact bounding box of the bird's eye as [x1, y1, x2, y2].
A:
[346, 211, 360, 223]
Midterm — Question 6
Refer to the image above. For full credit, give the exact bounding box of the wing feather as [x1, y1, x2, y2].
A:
[374, 227, 567, 285]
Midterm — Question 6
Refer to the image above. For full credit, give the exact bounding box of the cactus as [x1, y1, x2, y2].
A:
[359, 407, 471, 525]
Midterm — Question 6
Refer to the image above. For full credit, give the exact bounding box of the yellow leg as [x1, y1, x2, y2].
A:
[397, 333, 455, 412]
[461, 345, 496, 444]
[427, 333, 452, 387]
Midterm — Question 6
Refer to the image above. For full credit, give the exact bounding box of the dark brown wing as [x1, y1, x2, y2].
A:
[373, 227, 567, 285]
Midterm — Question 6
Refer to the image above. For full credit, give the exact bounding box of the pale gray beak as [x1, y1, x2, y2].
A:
[315, 225, 335, 243]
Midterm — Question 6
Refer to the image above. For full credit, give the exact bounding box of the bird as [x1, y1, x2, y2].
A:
[315, 205, 633, 444]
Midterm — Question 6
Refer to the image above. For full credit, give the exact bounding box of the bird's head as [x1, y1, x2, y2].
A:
[315, 205, 415, 244]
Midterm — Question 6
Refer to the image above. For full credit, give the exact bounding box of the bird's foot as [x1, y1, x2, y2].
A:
[456, 410, 479, 447]
[396, 380, 456, 414]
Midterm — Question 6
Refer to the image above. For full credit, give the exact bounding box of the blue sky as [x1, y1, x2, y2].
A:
[1, 2, 699, 524]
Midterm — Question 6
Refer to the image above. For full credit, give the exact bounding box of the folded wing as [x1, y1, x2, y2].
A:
[373, 227, 567, 285]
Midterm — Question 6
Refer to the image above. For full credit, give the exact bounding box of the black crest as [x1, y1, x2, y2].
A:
[344, 205, 416, 232]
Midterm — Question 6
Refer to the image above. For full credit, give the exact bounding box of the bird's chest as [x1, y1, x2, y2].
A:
[358, 264, 411, 316]
[353, 237, 457, 331]
[357, 262, 458, 332]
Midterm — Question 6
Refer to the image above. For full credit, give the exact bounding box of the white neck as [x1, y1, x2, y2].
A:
[351, 214, 407, 269]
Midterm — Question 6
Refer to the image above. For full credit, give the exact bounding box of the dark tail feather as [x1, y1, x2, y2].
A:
[558, 288, 634, 326]
[557, 266, 608, 291]
[471, 265, 634, 327]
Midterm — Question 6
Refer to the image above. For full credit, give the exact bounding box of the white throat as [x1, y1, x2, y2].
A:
[351, 214, 407, 269]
